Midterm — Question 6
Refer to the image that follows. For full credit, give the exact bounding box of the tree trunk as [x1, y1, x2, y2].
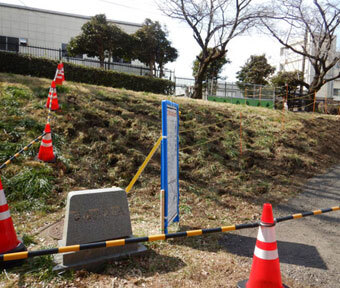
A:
[149, 59, 155, 77]
[159, 64, 164, 78]
[192, 74, 204, 99]
[99, 44, 105, 68]
[99, 57, 104, 68]
[108, 51, 112, 70]
[192, 61, 209, 99]
[305, 75, 322, 112]
[308, 76, 322, 99]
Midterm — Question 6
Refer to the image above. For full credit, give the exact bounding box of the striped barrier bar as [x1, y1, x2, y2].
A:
[47, 111, 52, 124]
[47, 85, 53, 124]
[275, 206, 340, 223]
[47, 69, 59, 124]
[0, 205, 338, 262]
[0, 132, 46, 170]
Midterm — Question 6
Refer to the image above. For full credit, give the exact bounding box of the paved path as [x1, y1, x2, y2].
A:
[221, 165, 340, 287]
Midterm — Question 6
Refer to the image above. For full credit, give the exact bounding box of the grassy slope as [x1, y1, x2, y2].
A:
[1, 73, 340, 287]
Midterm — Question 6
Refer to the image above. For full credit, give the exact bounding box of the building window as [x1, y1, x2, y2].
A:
[0, 36, 19, 52]
[334, 89, 340, 97]
[0, 36, 6, 50]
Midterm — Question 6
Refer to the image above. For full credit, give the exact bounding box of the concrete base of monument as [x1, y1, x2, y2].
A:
[53, 239, 147, 272]
[52, 186, 147, 272]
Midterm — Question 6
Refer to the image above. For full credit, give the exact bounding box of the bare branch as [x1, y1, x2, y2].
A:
[158, 0, 260, 98]
[261, 0, 340, 96]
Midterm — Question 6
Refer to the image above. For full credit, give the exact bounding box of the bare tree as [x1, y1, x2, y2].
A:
[159, 0, 259, 99]
[262, 0, 340, 100]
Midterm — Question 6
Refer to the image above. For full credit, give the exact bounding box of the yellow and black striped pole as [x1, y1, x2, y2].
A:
[125, 135, 162, 193]
[47, 83, 54, 124]
[0, 132, 46, 170]
[0, 205, 338, 263]
[275, 206, 340, 222]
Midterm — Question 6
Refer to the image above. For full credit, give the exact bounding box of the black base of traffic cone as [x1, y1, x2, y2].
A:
[237, 279, 289, 288]
[0, 240, 27, 270]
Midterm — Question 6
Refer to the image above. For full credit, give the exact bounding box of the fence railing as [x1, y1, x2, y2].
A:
[174, 77, 277, 100]
[0, 43, 174, 80]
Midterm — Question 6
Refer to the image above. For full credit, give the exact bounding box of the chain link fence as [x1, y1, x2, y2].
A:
[174, 77, 276, 108]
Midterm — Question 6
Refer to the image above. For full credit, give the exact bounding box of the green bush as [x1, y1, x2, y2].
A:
[0, 51, 174, 95]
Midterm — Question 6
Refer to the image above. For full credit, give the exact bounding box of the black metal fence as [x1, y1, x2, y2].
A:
[0, 43, 174, 80]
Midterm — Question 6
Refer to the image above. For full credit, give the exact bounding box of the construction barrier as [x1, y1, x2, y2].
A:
[0, 132, 46, 170]
[55, 63, 65, 85]
[0, 62, 63, 170]
[46, 80, 60, 111]
[0, 177, 26, 269]
[0, 205, 338, 263]
[36, 123, 56, 163]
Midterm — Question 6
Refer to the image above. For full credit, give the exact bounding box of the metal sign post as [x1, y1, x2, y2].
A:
[161, 100, 180, 234]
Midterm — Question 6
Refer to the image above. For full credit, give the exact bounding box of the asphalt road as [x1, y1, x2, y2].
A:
[221, 165, 340, 288]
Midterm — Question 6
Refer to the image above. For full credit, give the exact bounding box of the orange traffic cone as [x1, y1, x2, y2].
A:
[0, 177, 26, 268]
[55, 62, 65, 85]
[46, 81, 60, 111]
[238, 203, 287, 288]
[37, 123, 56, 162]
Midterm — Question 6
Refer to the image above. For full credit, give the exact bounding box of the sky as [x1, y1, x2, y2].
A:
[1, 0, 286, 81]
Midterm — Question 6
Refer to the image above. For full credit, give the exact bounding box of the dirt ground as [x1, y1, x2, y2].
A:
[222, 164, 340, 288]
[1, 74, 340, 287]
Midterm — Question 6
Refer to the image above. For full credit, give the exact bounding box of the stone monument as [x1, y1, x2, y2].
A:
[54, 187, 146, 271]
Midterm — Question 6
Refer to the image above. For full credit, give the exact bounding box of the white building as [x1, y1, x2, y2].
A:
[0, 2, 151, 75]
[279, 35, 340, 100]
[332, 53, 340, 100]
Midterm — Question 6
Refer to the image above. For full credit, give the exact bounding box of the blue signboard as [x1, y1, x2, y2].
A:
[161, 100, 179, 234]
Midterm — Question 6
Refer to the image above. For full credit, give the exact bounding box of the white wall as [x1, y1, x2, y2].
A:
[279, 38, 340, 99]
[0, 4, 141, 50]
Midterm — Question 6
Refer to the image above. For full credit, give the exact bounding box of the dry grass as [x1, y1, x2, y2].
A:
[1, 73, 339, 287]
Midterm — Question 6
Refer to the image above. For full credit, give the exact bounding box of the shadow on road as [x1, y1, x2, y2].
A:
[220, 233, 328, 270]
[276, 203, 340, 224]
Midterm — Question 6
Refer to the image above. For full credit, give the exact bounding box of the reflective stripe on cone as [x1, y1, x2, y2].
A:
[37, 124, 55, 162]
[238, 203, 286, 288]
[254, 246, 279, 260]
[55, 63, 64, 85]
[0, 178, 20, 253]
[46, 90, 60, 111]
[0, 189, 7, 206]
[0, 210, 11, 221]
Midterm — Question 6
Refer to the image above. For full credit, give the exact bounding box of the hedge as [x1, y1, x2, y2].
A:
[0, 51, 175, 95]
